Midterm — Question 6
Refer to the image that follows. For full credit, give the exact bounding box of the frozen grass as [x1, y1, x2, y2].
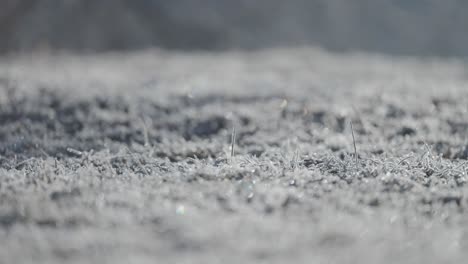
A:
[1, 48, 468, 263]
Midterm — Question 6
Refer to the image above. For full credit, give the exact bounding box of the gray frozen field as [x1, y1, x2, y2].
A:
[1, 48, 468, 263]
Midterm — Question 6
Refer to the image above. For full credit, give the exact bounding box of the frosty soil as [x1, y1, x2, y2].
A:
[1, 48, 468, 263]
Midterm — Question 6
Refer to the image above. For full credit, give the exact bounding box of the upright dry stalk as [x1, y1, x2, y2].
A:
[230, 126, 237, 162]
[350, 121, 358, 167]
[139, 116, 150, 147]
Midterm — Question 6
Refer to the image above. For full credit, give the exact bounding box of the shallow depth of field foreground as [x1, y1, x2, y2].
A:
[1, 48, 468, 263]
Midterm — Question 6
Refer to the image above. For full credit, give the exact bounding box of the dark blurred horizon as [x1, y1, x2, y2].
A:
[1, 0, 468, 57]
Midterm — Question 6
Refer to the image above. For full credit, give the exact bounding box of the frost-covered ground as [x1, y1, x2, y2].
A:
[1, 48, 468, 263]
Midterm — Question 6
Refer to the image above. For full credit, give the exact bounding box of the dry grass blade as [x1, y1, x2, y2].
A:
[350, 121, 358, 167]
[230, 126, 237, 162]
[139, 116, 150, 147]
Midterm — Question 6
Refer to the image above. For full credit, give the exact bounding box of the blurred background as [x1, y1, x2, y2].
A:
[1, 0, 468, 56]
